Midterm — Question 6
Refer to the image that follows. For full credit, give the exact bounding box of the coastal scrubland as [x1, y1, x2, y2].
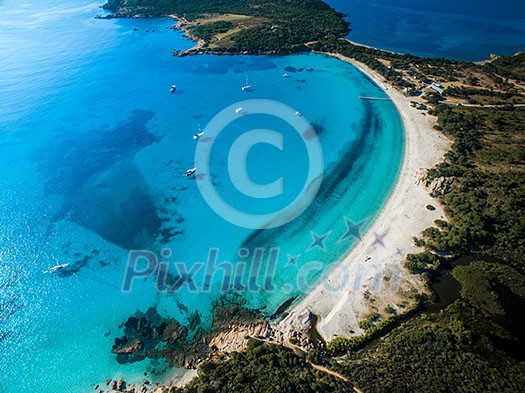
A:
[311, 37, 525, 105]
[177, 339, 351, 393]
[408, 105, 525, 271]
[103, 0, 349, 53]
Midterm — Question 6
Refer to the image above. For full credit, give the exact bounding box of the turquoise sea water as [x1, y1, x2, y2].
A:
[326, 0, 525, 61]
[0, 1, 403, 391]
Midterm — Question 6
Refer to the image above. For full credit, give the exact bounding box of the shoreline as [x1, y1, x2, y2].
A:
[276, 52, 451, 341]
[167, 14, 205, 53]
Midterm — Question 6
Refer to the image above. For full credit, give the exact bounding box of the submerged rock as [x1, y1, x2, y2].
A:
[161, 320, 188, 344]
[110, 297, 265, 369]
[113, 338, 143, 354]
[35, 110, 163, 250]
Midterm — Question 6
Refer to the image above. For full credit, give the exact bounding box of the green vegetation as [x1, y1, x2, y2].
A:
[407, 105, 525, 271]
[384, 305, 396, 314]
[325, 335, 367, 354]
[329, 299, 525, 392]
[174, 339, 351, 393]
[485, 52, 525, 82]
[311, 38, 525, 104]
[327, 260, 525, 392]
[103, 0, 348, 53]
[324, 311, 408, 356]
[357, 312, 380, 330]
[381, 101, 525, 391]
[187, 21, 234, 42]
[310, 37, 420, 90]
[453, 261, 525, 316]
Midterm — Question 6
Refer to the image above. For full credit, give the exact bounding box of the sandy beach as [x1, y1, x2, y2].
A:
[276, 53, 451, 340]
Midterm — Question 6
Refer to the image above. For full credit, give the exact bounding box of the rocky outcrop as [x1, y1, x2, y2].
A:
[207, 322, 270, 353]
[426, 176, 455, 197]
[110, 379, 126, 391]
[273, 309, 319, 350]
[112, 307, 176, 364]
[177, 47, 307, 57]
[113, 338, 142, 355]
[99, 296, 320, 392]
[110, 295, 267, 369]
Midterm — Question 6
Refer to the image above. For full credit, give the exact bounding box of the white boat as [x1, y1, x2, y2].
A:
[241, 76, 252, 91]
[235, 107, 243, 114]
[185, 167, 197, 177]
[282, 73, 289, 78]
[170, 85, 177, 93]
[43, 263, 69, 274]
[294, 111, 302, 117]
[193, 131, 205, 140]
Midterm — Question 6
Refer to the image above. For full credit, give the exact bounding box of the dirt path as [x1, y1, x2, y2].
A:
[281, 340, 364, 393]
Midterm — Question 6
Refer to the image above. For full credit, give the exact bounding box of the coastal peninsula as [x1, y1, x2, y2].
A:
[102, 0, 349, 54]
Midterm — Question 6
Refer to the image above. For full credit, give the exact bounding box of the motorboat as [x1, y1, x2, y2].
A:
[43, 263, 69, 274]
[193, 131, 205, 140]
[185, 167, 197, 177]
[170, 85, 177, 93]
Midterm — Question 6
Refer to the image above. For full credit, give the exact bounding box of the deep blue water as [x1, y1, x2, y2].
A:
[326, 0, 525, 61]
[0, 1, 403, 391]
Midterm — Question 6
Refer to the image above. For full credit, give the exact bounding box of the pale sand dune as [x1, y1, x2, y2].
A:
[276, 54, 452, 341]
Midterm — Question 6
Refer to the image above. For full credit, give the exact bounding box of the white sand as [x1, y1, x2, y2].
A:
[276, 54, 451, 341]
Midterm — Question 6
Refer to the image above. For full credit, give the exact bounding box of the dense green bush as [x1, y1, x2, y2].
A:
[330, 300, 525, 393]
[104, 0, 349, 52]
[175, 340, 351, 392]
[421, 106, 525, 265]
[187, 21, 233, 42]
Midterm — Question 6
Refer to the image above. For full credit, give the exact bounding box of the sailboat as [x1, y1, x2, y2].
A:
[241, 76, 252, 91]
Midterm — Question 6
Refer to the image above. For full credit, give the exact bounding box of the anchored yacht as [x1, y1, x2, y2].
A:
[193, 131, 205, 140]
[43, 263, 69, 274]
[185, 167, 197, 177]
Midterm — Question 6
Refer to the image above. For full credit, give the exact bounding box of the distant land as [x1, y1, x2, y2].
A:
[99, 1, 525, 392]
[102, 0, 349, 54]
